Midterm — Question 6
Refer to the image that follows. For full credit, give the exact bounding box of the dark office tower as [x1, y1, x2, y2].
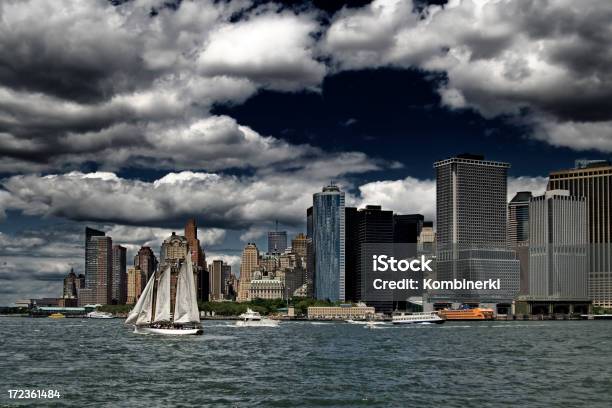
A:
[357, 206, 394, 311]
[508, 192, 532, 295]
[134, 246, 158, 279]
[82, 229, 113, 305]
[306, 206, 314, 297]
[184, 218, 208, 301]
[62, 269, 77, 299]
[312, 184, 345, 301]
[548, 160, 612, 307]
[393, 214, 424, 258]
[344, 207, 359, 302]
[111, 245, 127, 304]
[85, 227, 105, 289]
[268, 230, 288, 254]
[434, 154, 519, 307]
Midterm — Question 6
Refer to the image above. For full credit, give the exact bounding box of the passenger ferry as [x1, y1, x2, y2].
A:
[391, 311, 445, 325]
[438, 307, 495, 320]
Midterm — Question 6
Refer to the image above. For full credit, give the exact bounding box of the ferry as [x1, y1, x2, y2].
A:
[438, 307, 495, 321]
[392, 311, 445, 325]
[48, 313, 65, 319]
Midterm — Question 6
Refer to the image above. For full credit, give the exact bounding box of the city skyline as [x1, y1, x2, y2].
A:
[1, 0, 612, 304]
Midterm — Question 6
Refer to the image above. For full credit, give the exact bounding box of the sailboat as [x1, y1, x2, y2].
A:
[125, 258, 203, 335]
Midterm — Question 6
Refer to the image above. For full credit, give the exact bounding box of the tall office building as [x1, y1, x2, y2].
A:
[184, 218, 208, 301]
[81, 229, 113, 305]
[291, 233, 307, 260]
[111, 245, 127, 304]
[134, 246, 157, 279]
[238, 243, 259, 301]
[508, 192, 532, 295]
[434, 154, 519, 307]
[222, 264, 231, 296]
[268, 230, 288, 254]
[312, 184, 345, 302]
[62, 269, 78, 299]
[345, 205, 394, 307]
[209, 260, 223, 300]
[306, 207, 314, 297]
[126, 266, 146, 304]
[548, 161, 612, 307]
[528, 190, 588, 300]
[417, 221, 435, 255]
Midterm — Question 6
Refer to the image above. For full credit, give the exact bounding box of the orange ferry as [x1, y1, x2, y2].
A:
[438, 308, 495, 321]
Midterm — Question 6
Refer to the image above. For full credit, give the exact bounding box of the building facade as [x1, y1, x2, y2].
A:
[434, 154, 520, 306]
[238, 243, 259, 301]
[267, 230, 288, 254]
[82, 228, 113, 305]
[126, 267, 146, 304]
[312, 184, 345, 302]
[134, 246, 157, 280]
[508, 192, 532, 296]
[528, 190, 589, 300]
[111, 245, 127, 304]
[548, 161, 612, 307]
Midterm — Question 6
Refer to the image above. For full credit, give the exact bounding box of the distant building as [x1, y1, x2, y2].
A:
[209, 260, 223, 300]
[291, 233, 307, 260]
[134, 246, 157, 280]
[312, 184, 345, 302]
[268, 230, 288, 254]
[345, 205, 394, 310]
[81, 228, 113, 305]
[528, 190, 588, 300]
[111, 245, 127, 304]
[62, 269, 78, 299]
[307, 304, 376, 320]
[249, 277, 284, 300]
[508, 192, 532, 295]
[185, 218, 208, 301]
[433, 154, 520, 309]
[306, 206, 314, 297]
[127, 267, 146, 305]
[160, 232, 189, 266]
[393, 214, 424, 255]
[548, 161, 612, 307]
[417, 221, 435, 254]
[238, 243, 259, 301]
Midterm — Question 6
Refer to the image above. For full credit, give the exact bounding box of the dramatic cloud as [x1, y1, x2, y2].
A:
[325, 0, 612, 152]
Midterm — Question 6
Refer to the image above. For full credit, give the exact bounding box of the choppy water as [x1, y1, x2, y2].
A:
[1, 318, 612, 407]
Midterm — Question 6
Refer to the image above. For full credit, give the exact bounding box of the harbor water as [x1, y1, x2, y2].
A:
[1, 318, 611, 407]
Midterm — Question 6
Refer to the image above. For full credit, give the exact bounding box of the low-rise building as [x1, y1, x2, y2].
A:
[307, 304, 376, 320]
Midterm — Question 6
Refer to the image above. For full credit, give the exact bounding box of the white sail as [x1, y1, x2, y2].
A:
[125, 272, 156, 325]
[174, 259, 201, 324]
[153, 266, 171, 322]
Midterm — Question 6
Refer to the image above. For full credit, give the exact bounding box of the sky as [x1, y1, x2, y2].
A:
[1, 0, 611, 304]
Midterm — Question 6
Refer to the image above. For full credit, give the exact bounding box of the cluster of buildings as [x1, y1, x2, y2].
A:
[46, 154, 611, 317]
[299, 154, 611, 316]
[56, 218, 237, 308]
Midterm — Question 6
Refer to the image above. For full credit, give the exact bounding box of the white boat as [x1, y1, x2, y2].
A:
[392, 311, 445, 325]
[87, 311, 113, 319]
[125, 258, 203, 336]
[235, 308, 279, 327]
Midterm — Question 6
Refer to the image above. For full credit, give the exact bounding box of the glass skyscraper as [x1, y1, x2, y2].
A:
[312, 184, 345, 302]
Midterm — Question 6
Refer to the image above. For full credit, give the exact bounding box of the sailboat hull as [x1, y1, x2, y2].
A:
[134, 326, 203, 336]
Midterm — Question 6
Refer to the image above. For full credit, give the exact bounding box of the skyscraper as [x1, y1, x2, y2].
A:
[312, 184, 345, 302]
[306, 206, 314, 297]
[81, 229, 113, 305]
[111, 245, 127, 304]
[528, 190, 588, 300]
[126, 266, 146, 304]
[268, 229, 287, 254]
[210, 260, 223, 300]
[134, 246, 157, 280]
[548, 161, 612, 307]
[345, 205, 394, 306]
[62, 269, 77, 299]
[291, 233, 307, 260]
[434, 154, 519, 308]
[184, 218, 208, 301]
[508, 191, 532, 295]
[238, 243, 259, 301]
